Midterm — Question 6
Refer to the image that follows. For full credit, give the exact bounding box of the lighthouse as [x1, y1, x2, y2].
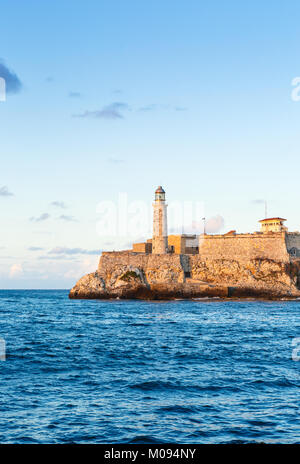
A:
[152, 186, 168, 254]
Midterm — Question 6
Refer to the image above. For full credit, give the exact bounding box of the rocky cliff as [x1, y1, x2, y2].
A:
[69, 252, 300, 300]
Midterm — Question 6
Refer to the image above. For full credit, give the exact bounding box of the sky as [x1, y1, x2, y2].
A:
[1, 0, 300, 288]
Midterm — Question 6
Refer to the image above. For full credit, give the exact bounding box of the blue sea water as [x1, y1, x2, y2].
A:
[0, 290, 299, 444]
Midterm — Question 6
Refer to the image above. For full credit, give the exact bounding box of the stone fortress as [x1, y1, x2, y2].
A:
[132, 186, 300, 260]
[70, 186, 300, 300]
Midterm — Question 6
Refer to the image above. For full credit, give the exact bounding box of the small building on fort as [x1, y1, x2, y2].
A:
[259, 217, 288, 233]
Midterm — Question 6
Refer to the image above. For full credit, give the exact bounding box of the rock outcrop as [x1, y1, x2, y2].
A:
[69, 252, 300, 300]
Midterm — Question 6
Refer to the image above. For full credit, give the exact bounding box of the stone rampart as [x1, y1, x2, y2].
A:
[198, 232, 290, 262]
[98, 251, 185, 284]
[286, 233, 300, 258]
[69, 233, 300, 300]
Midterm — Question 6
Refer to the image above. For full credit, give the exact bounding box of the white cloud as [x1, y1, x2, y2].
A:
[64, 256, 98, 280]
[0, 185, 14, 197]
[9, 263, 23, 278]
[0, 61, 22, 94]
[206, 215, 225, 234]
[169, 215, 225, 235]
[49, 246, 99, 255]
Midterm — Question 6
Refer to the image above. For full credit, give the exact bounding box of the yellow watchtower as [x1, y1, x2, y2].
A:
[259, 217, 287, 233]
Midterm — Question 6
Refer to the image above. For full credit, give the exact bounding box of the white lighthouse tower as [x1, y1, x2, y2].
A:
[152, 186, 168, 254]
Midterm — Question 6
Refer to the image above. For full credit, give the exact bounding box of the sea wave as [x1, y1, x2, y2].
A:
[0, 290, 299, 444]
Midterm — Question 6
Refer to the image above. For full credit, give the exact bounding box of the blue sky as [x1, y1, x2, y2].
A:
[1, 0, 300, 288]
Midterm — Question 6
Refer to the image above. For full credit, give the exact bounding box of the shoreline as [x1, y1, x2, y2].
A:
[69, 292, 300, 302]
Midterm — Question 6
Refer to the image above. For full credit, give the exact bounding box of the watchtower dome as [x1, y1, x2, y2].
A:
[152, 186, 168, 254]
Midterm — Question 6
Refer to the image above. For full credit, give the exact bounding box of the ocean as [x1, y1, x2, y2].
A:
[0, 290, 299, 444]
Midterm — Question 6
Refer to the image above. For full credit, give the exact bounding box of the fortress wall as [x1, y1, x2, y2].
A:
[98, 252, 149, 274]
[189, 255, 297, 290]
[91, 248, 300, 296]
[132, 242, 152, 253]
[97, 233, 293, 290]
[98, 252, 185, 284]
[198, 233, 290, 262]
[285, 233, 300, 257]
[146, 253, 185, 283]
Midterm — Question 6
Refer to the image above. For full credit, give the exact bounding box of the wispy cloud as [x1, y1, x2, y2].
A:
[252, 199, 265, 204]
[29, 213, 50, 222]
[139, 104, 159, 112]
[49, 247, 99, 255]
[175, 106, 187, 111]
[0, 186, 14, 197]
[58, 215, 78, 222]
[72, 101, 187, 121]
[107, 157, 125, 164]
[69, 91, 81, 98]
[50, 201, 67, 209]
[138, 104, 187, 112]
[0, 61, 22, 94]
[28, 246, 44, 251]
[73, 102, 129, 119]
[38, 255, 80, 261]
